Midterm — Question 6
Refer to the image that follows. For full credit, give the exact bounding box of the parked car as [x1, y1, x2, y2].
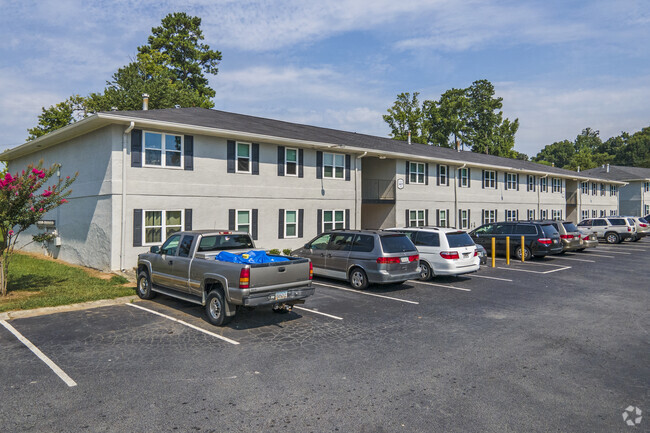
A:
[475, 244, 488, 265]
[386, 227, 480, 280]
[576, 228, 599, 251]
[577, 217, 635, 244]
[628, 216, 649, 241]
[292, 230, 420, 289]
[137, 230, 314, 326]
[469, 221, 563, 260]
[534, 220, 582, 252]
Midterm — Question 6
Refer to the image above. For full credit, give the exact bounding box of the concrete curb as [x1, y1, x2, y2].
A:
[0, 295, 139, 321]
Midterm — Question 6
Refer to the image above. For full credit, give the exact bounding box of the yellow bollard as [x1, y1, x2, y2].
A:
[491, 237, 496, 268]
[506, 236, 510, 265]
[521, 235, 525, 262]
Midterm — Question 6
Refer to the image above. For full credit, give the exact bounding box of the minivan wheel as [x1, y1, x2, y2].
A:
[349, 268, 369, 290]
[633, 236, 641, 242]
[514, 246, 531, 261]
[605, 232, 619, 244]
[205, 289, 233, 326]
[136, 270, 156, 300]
[419, 261, 432, 281]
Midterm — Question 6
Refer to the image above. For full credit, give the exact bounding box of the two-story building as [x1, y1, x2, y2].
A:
[1, 107, 622, 271]
[581, 165, 650, 217]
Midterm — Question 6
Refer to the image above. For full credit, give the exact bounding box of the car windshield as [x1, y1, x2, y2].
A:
[562, 222, 578, 232]
[445, 232, 474, 248]
[608, 218, 626, 226]
[197, 234, 254, 252]
[540, 224, 559, 237]
[380, 234, 417, 253]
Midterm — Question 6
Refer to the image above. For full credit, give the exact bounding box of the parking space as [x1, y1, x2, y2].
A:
[1, 239, 648, 431]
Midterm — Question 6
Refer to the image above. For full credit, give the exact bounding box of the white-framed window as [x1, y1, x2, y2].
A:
[143, 210, 183, 245]
[540, 177, 548, 192]
[323, 210, 345, 231]
[644, 182, 650, 193]
[527, 209, 536, 220]
[236, 142, 251, 173]
[600, 209, 606, 217]
[438, 209, 448, 227]
[610, 210, 616, 216]
[143, 132, 183, 168]
[459, 209, 469, 229]
[236, 209, 251, 233]
[644, 204, 649, 214]
[323, 153, 345, 179]
[285, 148, 298, 176]
[506, 173, 518, 190]
[284, 210, 298, 238]
[409, 210, 426, 227]
[592, 210, 597, 218]
[483, 170, 496, 189]
[591, 182, 597, 195]
[439, 165, 448, 185]
[409, 162, 425, 184]
[482, 209, 496, 224]
[581, 210, 589, 220]
[600, 183, 605, 196]
[527, 175, 536, 192]
[581, 182, 588, 194]
[505, 209, 518, 222]
[459, 168, 469, 187]
[609, 185, 617, 196]
[540, 209, 548, 220]
[552, 178, 562, 193]
[552, 209, 562, 220]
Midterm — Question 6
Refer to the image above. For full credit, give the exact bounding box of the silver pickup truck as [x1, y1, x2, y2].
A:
[136, 230, 314, 326]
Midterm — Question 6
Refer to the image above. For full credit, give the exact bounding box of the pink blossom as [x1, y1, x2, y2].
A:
[15, 191, 18, 196]
[60, 199, 68, 204]
[8, 230, 14, 237]
[39, 208, 44, 212]
[38, 173, 45, 179]
[43, 190, 52, 197]
[30, 206, 35, 211]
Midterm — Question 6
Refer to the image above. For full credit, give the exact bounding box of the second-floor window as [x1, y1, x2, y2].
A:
[591, 183, 597, 195]
[506, 173, 518, 190]
[459, 168, 469, 187]
[600, 183, 605, 196]
[527, 175, 536, 192]
[552, 178, 562, 193]
[144, 132, 182, 168]
[285, 148, 298, 176]
[237, 142, 251, 173]
[581, 182, 588, 194]
[324, 153, 345, 179]
[438, 164, 448, 185]
[644, 182, 650, 192]
[483, 170, 496, 189]
[609, 185, 617, 196]
[410, 162, 425, 184]
[540, 177, 548, 192]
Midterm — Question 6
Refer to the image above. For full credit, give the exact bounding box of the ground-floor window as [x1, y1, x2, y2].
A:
[600, 210, 606, 217]
[610, 210, 616, 216]
[482, 209, 496, 224]
[552, 209, 563, 220]
[505, 209, 518, 222]
[527, 209, 535, 220]
[144, 210, 183, 244]
[459, 209, 469, 229]
[540, 209, 548, 220]
[236, 209, 251, 233]
[324, 210, 345, 231]
[284, 210, 298, 238]
[645, 204, 649, 214]
[581, 210, 589, 220]
[437, 209, 448, 227]
[592, 210, 597, 218]
[409, 209, 426, 227]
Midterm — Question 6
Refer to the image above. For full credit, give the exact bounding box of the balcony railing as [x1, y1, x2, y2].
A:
[362, 179, 395, 202]
[566, 191, 578, 205]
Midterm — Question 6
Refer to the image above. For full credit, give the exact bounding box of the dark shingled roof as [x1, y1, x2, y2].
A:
[106, 107, 592, 178]
[581, 165, 650, 181]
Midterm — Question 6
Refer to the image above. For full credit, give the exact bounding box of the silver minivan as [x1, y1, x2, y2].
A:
[292, 230, 421, 289]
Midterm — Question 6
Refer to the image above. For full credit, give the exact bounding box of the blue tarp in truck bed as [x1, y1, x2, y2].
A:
[214, 250, 290, 264]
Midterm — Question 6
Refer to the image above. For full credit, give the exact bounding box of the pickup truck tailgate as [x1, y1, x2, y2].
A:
[248, 258, 311, 289]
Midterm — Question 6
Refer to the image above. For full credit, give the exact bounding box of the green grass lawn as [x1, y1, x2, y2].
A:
[0, 253, 135, 313]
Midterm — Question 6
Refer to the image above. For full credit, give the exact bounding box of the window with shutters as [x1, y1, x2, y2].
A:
[506, 173, 518, 190]
[236, 210, 251, 233]
[527, 209, 535, 220]
[143, 210, 183, 245]
[482, 209, 496, 224]
[285, 148, 298, 176]
[323, 153, 345, 179]
[540, 209, 548, 219]
[551, 209, 562, 220]
[591, 182, 596, 195]
[581, 182, 588, 194]
[552, 178, 562, 193]
[409, 162, 425, 184]
[505, 209, 518, 222]
[527, 175, 536, 192]
[645, 204, 649, 214]
[284, 210, 298, 238]
[236, 142, 251, 173]
[581, 210, 589, 220]
[439, 165, 448, 185]
[483, 170, 496, 189]
[409, 210, 426, 227]
[143, 132, 183, 168]
[609, 185, 617, 196]
[459, 209, 469, 229]
[459, 168, 469, 187]
[592, 210, 597, 218]
[644, 182, 650, 192]
[438, 209, 448, 227]
[600, 209, 605, 217]
[610, 210, 616, 216]
[600, 183, 605, 196]
[540, 177, 548, 192]
[323, 210, 345, 231]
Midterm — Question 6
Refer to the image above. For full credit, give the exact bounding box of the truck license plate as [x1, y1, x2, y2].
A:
[276, 291, 288, 300]
[400, 257, 409, 263]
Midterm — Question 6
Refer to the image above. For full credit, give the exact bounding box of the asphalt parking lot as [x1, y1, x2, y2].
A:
[1, 240, 648, 432]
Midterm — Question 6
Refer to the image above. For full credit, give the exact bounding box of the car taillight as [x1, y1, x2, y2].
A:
[474, 250, 479, 257]
[309, 262, 313, 280]
[560, 234, 574, 239]
[640, 223, 648, 228]
[408, 254, 419, 262]
[239, 267, 250, 289]
[377, 257, 400, 264]
[440, 251, 460, 260]
[627, 227, 631, 231]
[537, 238, 552, 245]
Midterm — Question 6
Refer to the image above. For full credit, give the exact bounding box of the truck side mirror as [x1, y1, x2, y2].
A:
[150, 246, 160, 254]
[304, 243, 310, 249]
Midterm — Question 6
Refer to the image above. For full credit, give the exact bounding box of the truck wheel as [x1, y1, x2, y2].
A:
[605, 232, 619, 244]
[419, 261, 432, 281]
[205, 289, 233, 326]
[349, 268, 369, 290]
[514, 246, 531, 260]
[136, 270, 155, 300]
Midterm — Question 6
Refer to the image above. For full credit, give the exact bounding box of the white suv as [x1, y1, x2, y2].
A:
[387, 227, 480, 280]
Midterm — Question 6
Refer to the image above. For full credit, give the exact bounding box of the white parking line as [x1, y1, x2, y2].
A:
[411, 281, 471, 292]
[546, 256, 595, 263]
[494, 258, 563, 266]
[593, 248, 632, 255]
[313, 282, 419, 305]
[1, 320, 77, 387]
[126, 303, 240, 345]
[573, 252, 615, 258]
[496, 265, 572, 274]
[292, 306, 343, 320]
[600, 246, 646, 252]
[470, 274, 513, 282]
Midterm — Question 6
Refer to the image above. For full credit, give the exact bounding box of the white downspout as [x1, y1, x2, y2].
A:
[121, 122, 135, 270]
[355, 152, 368, 229]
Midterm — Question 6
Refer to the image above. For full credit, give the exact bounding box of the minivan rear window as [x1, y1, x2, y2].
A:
[445, 232, 474, 248]
[540, 224, 559, 237]
[608, 218, 626, 225]
[562, 222, 578, 232]
[380, 234, 417, 253]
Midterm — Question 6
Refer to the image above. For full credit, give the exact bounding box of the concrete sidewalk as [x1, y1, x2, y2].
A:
[0, 295, 138, 321]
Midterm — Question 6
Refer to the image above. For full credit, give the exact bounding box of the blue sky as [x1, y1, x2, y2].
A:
[1, 0, 649, 157]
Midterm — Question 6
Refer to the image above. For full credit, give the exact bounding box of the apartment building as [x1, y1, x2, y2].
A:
[1, 107, 622, 271]
[581, 165, 650, 217]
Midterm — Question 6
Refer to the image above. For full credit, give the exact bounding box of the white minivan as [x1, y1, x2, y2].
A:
[387, 227, 480, 280]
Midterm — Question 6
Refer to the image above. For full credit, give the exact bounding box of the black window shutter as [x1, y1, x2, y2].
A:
[298, 209, 304, 238]
[468, 210, 471, 228]
[505, 174, 509, 190]
[467, 167, 471, 187]
[425, 163, 429, 185]
[298, 149, 304, 178]
[447, 209, 450, 227]
[405, 209, 410, 227]
[316, 151, 323, 179]
[425, 209, 429, 226]
[345, 209, 350, 229]
[252, 143, 259, 175]
[133, 209, 142, 247]
[495, 172, 499, 189]
[436, 210, 440, 226]
[227, 140, 236, 173]
[228, 209, 236, 230]
[131, 129, 142, 167]
[436, 164, 440, 186]
[345, 154, 351, 181]
[184, 135, 194, 170]
[184, 209, 192, 231]
[277, 146, 285, 176]
[278, 209, 285, 239]
[252, 209, 258, 240]
[459, 209, 462, 228]
[446, 166, 450, 186]
[405, 161, 410, 184]
[516, 209, 519, 220]
[516, 174, 520, 191]
[317, 209, 323, 234]
[482, 170, 485, 189]
[482, 210, 485, 225]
